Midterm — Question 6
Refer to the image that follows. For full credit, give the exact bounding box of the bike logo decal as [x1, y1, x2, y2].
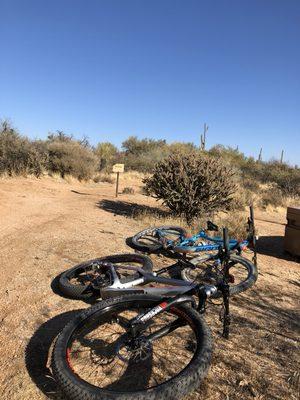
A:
[138, 301, 168, 323]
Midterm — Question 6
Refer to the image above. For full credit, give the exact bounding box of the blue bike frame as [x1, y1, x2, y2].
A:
[157, 228, 248, 253]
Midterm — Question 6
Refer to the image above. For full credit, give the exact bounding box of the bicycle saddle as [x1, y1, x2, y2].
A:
[207, 221, 219, 231]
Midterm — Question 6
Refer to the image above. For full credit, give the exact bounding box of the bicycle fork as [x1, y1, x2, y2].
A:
[221, 227, 231, 339]
[221, 281, 230, 339]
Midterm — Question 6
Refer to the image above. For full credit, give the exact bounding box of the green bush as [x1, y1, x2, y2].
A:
[94, 142, 118, 171]
[208, 144, 247, 166]
[120, 137, 197, 172]
[122, 147, 170, 172]
[144, 152, 237, 224]
[121, 136, 168, 172]
[122, 136, 167, 155]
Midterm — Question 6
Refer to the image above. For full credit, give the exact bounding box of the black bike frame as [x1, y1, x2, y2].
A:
[100, 263, 200, 299]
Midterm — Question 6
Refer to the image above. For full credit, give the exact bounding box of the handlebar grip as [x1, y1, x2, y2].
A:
[223, 227, 230, 255]
[250, 205, 254, 222]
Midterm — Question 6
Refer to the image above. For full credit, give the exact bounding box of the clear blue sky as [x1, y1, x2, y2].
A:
[1, 0, 299, 164]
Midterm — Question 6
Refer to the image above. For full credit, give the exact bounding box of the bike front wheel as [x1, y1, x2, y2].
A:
[181, 254, 258, 297]
[131, 226, 187, 253]
[52, 294, 212, 400]
[58, 254, 153, 300]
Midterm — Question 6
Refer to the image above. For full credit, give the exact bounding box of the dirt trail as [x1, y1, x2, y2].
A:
[0, 177, 299, 400]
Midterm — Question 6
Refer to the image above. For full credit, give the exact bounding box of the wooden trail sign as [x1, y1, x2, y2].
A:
[112, 164, 124, 197]
[113, 164, 125, 173]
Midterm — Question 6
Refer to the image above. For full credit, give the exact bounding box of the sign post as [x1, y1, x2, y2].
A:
[112, 164, 124, 197]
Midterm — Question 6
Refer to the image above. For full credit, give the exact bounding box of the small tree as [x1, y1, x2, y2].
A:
[95, 142, 118, 171]
[144, 152, 237, 224]
[122, 136, 166, 155]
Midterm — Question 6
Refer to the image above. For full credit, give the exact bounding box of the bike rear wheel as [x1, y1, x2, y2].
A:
[181, 254, 258, 297]
[59, 254, 153, 300]
[52, 294, 212, 400]
[131, 226, 187, 253]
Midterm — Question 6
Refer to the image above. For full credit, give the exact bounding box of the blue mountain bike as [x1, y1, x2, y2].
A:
[131, 214, 254, 255]
[130, 207, 257, 290]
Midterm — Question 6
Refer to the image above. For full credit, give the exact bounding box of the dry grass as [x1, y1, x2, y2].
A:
[93, 173, 115, 184]
[122, 186, 135, 194]
[134, 208, 250, 239]
[93, 171, 146, 190]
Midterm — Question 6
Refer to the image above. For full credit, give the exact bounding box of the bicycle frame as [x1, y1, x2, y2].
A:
[100, 262, 201, 299]
[127, 228, 232, 339]
[100, 227, 233, 338]
[99, 263, 223, 339]
[98, 248, 231, 299]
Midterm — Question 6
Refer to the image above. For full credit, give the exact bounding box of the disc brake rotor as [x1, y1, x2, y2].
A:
[90, 264, 112, 289]
[117, 336, 152, 363]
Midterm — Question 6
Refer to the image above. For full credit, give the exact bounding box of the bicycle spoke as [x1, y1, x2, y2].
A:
[67, 306, 197, 391]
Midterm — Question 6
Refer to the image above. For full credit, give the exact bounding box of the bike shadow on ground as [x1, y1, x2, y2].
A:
[256, 235, 299, 262]
[97, 199, 170, 218]
[25, 309, 83, 399]
[232, 287, 300, 341]
[205, 286, 300, 399]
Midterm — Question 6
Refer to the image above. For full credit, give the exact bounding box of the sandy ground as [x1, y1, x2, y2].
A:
[0, 176, 299, 400]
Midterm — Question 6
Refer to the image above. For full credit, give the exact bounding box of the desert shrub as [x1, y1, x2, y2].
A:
[121, 137, 198, 173]
[94, 142, 118, 171]
[278, 172, 300, 197]
[122, 186, 135, 194]
[47, 135, 96, 180]
[228, 186, 255, 211]
[209, 143, 300, 201]
[93, 173, 115, 183]
[122, 136, 167, 155]
[259, 187, 285, 209]
[144, 152, 237, 224]
[0, 121, 44, 176]
[208, 144, 246, 166]
[240, 159, 300, 197]
[263, 162, 300, 197]
[121, 137, 169, 172]
[123, 147, 170, 172]
[241, 177, 260, 192]
[213, 212, 249, 239]
[168, 142, 197, 154]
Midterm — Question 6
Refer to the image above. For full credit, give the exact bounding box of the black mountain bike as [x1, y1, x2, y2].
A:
[58, 251, 257, 300]
[58, 207, 257, 300]
[52, 228, 246, 400]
